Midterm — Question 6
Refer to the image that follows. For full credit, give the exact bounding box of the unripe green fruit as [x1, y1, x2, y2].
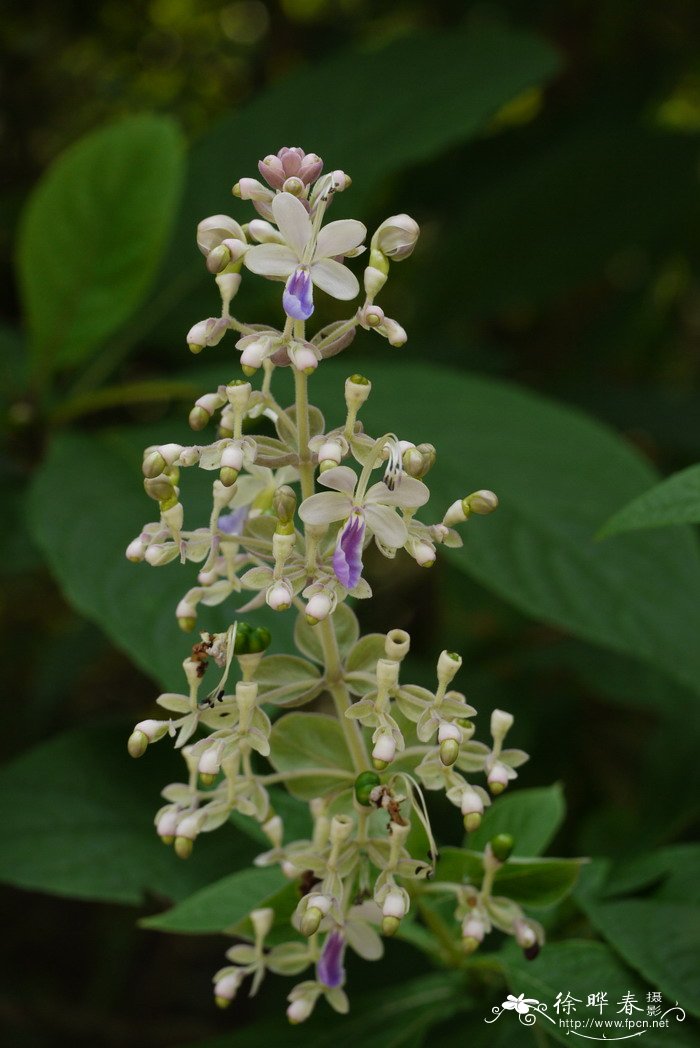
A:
[127, 730, 148, 758]
[233, 621, 252, 654]
[189, 406, 209, 431]
[490, 833, 515, 862]
[247, 626, 272, 653]
[354, 770, 381, 806]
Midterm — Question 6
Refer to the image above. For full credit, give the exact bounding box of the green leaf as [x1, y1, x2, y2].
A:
[293, 605, 359, 664]
[149, 25, 560, 346]
[466, 785, 566, 857]
[502, 940, 698, 1048]
[600, 464, 700, 537]
[436, 848, 583, 908]
[268, 712, 355, 800]
[27, 426, 293, 691]
[141, 865, 285, 933]
[181, 971, 470, 1048]
[253, 654, 322, 708]
[0, 721, 258, 904]
[311, 359, 700, 697]
[18, 115, 184, 374]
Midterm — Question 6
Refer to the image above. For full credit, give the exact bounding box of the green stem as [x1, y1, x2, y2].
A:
[415, 897, 464, 968]
[317, 615, 368, 772]
[293, 367, 315, 501]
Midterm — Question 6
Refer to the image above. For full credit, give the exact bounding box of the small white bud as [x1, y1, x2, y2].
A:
[214, 970, 245, 1007]
[266, 579, 293, 611]
[125, 537, 146, 562]
[443, 499, 468, 527]
[317, 440, 342, 464]
[372, 733, 396, 767]
[287, 997, 314, 1024]
[514, 918, 537, 949]
[461, 788, 485, 817]
[198, 745, 222, 777]
[289, 343, 318, 374]
[438, 722, 462, 743]
[380, 317, 407, 347]
[306, 591, 333, 624]
[488, 762, 510, 795]
[413, 540, 436, 567]
[221, 445, 244, 471]
[462, 916, 485, 943]
[374, 214, 420, 261]
[382, 889, 407, 919]
[156, 810, 179, 842]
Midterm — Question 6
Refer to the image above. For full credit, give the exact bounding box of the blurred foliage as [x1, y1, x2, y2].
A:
[3, 0, 700, 1045]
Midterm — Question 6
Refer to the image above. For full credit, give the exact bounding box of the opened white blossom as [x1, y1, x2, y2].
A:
[244, 192, 366, 320]
[122, 143, 569, 1027]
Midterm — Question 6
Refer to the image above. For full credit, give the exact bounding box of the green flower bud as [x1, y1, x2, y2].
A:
[354, 770, 381, 807]
[439, 739, 460, 767]
[189, 406, 210, 431]
[301, 906, 323, 937]
[463, 490, 499, 516]
[144, 477, 174, 502]
[490, 834, 515, 862]
[127, 730, 148, 758]
[273, 485, 297, 523]
[142, 451, 166, 478]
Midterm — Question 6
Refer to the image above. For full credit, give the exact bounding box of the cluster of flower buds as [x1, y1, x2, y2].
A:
[125, 147, 545, 1025]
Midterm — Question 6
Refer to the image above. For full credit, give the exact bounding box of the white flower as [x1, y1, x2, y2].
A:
[244, 193, 366, 315]
[298, 465, 428, 553]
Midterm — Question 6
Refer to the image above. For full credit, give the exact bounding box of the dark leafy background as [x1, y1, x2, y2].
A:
[2, 1, 700, 1045]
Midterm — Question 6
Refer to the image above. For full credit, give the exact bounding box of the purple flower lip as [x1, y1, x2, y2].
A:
[218, 507, 249, 535]
[317, 929, 345, 989]
[283, 267, 314, 320]
[333, 513, 365, 589]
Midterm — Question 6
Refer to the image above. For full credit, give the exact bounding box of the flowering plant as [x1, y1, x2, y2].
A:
[126, 146, 555, 1023]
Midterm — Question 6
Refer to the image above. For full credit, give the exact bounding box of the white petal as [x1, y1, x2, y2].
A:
[364, 504, 407, 548]
[271, 192, 312, 257]
[310, 258, 360, 300]
[298, 491, 352, 526]
[365, 476, 429, 509]
[244, 243, 297, 279]
[318, 465, 358, 495]
[315, 219, 366, 260]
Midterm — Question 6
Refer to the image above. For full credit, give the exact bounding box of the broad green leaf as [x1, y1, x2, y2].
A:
[268, 712, 355, 800]
[310, 359, 700, 697]
[580, 899, 700, 1018]
[18, 115, 184, 373]
[182, 971, 470, 1048]
[0, 722, 258, 905]
[502, 941, 698, 1048]
[152, 25, 560, 344]
[436, 848, 583, 908]
[141, 865, 285, 933]
[466, 785, 565, 857]
[600, 464, 700, 537]
[253, 654, 323, 707]
[27, 426, 293, 691]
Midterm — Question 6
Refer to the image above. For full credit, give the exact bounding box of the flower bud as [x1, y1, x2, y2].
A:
[379, 317, 407, 347]
[142, 450, 167, 478]
[127, 730, 149, 758]
[216, 272, 242, 308]
[156, 809, 179, 844]
[266, 579, 293, 611]
[464, 489, 499, 516]
[306, 591, 333, 625]
[363, 266, 387, 298]
[198, 745, 222, 781]
[283, 175, 304, 196]
[234, 177, 274, 202]
[381, 915, 401, 937]
[273, 485, 297, 523]
[220, 445, 244, 473]
[413, 541, 436, 567]
[438, 722, 462, 767]
[189, 406, 209, 431]
[374, 214, 420, 261]
[197, 215, 245, 256]
[358, 303, 385, 328]
[289, 343, 318, 374]
[125, 537, 146, 562]
[186, 317, 228, 353]
[490, 833, 514, 863]
[443, 499, 468, 527]
[372, 733, 396, 770]
[490, 708, 514, 742]
[214, 970, 245, 1008]
[287, 997, 314, 1024]
[174, 813, 199, 858]
[462, 915, 485, 953]
[382, 888, 407, 920]
[176, 598, 197, 633]
[206, 243, 232, 274]
[300, 907, 323, 937]
[143, 476, 175, 501]
[317, 440, 342, 465]
[487, 761, 510, 795]
[461, 787, 485, 831]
